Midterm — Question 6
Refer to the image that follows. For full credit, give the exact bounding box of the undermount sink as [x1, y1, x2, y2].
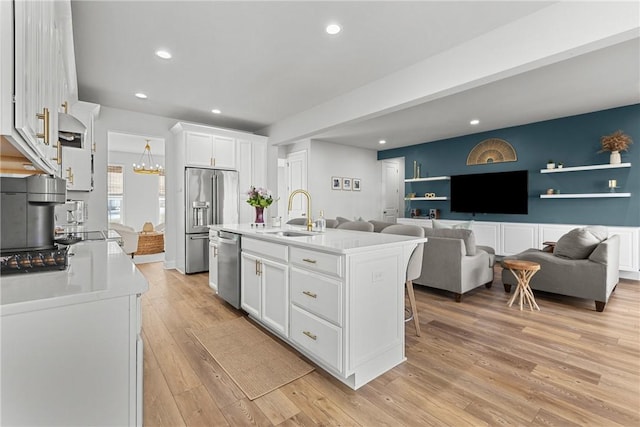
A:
[261, 230, 314, 237]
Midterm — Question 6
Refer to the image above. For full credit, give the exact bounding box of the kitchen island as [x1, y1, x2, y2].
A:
[1, 240, 148, 426]
[211, 224, 426, 389]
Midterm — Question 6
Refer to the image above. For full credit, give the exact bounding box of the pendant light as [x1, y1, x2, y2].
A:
[133, 139, 163, 174]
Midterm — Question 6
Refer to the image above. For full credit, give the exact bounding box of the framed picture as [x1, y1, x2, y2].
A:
[352, 178, 361, 191]
[342, 177, 352, 191]
[331, 176, 342, 190]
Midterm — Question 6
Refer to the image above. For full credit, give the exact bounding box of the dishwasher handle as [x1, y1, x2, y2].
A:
[218, 237, 238, 245]
[189, 235, 210, 240]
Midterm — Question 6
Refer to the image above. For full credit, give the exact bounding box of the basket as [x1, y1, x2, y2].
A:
[136, 232, 164, 255]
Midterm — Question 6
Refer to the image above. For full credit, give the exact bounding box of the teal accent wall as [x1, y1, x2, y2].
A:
[378, 104, 640, 226]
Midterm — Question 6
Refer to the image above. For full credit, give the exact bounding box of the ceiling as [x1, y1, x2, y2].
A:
[71, 1, 640, 151]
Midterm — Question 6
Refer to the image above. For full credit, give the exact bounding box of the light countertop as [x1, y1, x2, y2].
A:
[211, 224, 427, 254]
[1, 240, 149, 316]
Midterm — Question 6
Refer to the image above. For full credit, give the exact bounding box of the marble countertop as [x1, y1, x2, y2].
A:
[211, 223, 427, 254]
[1, 240, 149, 316]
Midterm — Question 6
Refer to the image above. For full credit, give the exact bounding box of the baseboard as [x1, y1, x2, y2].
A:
[620, 270, 640, 281]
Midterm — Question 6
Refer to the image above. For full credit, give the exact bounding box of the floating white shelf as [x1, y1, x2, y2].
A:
[540, 163, 631, 173]
[405, 196, 448, 201]
[404, 176, 450, 182]
[540, 193, 631, 199]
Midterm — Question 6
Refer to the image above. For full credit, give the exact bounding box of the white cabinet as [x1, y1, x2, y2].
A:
[185, 131, 236, 169]
[608, 226, 639, 273]
[1, 0, 78, 176]
[11, 0, 59, 174]
[500, 223, 538, 256]
[208, 239, 219, 292]
[1, 294, 143, 426]
[61, 102, 100, 192]
[237, 137, 268, 223]
[240, 238, 289, 337]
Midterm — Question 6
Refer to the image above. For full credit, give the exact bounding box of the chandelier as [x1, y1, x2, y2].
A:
[133, 139, 163, 175]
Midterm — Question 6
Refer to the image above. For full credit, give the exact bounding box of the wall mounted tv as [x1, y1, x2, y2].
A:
[450, 170, 529, 215]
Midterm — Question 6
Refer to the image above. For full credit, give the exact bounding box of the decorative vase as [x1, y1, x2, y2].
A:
[610, 150, 621, 164]
[254, 206, 265, 224]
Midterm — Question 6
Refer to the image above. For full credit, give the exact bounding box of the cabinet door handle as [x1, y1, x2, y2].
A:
[66, 167, 74, 184]
[213, 246, 218, 257]
[303, 331, 317, 341]
[255, 259, 259, 276]
[302, 291, 317, 299]
[36, 107, 50, 145]
[53, 141, 62, 165]
[302, 258, 317, 264]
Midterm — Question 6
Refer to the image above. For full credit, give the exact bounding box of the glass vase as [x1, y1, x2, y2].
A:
[254, 206, 265, 224]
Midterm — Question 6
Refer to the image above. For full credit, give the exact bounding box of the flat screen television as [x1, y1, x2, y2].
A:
[450, 170, 528, 214]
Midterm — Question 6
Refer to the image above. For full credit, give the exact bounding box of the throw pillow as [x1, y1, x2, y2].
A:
[432, 219, 474, 230]
[554, 227, 606, 260]
[336, 216, 351, 225]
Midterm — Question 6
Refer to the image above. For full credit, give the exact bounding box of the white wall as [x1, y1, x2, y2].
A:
[92, 106, 178, 268]
[107, 150, 164, 230]
[278, 139, 382, 222]
[308, 140, 382, 221]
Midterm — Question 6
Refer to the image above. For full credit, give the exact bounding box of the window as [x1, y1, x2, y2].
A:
[158, 171, 165, 225]
[108, 165, 124, 223]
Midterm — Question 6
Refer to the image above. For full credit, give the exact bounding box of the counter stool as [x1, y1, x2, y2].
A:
[381, 224, 425, 336]
[502, 259, 541, 311]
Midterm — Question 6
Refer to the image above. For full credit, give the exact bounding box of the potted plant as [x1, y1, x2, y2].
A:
[546, 159, 555, 169]
[600, 130, 633, 164]
[557, 162, 564, 169]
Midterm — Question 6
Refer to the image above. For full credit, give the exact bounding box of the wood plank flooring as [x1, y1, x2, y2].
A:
[137, 263, 640, 426]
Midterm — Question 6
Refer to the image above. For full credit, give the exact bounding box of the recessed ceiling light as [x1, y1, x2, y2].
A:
[135, 92, 148, 99]
[379, 140, 386, 145]
[211, 109, 221, 114]
[326, 24, 341, 35]
[470, 119, 480, 125]
[155, 50, 172, 59]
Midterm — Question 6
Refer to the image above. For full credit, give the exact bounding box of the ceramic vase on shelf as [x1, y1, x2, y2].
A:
[610, 150, 621, 164]
[254, 206, 265, 224]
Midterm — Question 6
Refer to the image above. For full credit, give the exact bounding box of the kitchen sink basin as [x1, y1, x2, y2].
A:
[261, 230, 314, 237]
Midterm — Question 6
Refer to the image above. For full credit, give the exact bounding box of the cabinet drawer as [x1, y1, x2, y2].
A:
[290, 305, 342, 372]
[243, 238, 288, 262]
[291, 267, 342, 326]
[290, 247, 342, 277]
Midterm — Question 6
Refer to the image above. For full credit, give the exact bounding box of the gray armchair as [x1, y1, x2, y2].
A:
[413, 228, 495, 302]
[502, 232, 619, 312]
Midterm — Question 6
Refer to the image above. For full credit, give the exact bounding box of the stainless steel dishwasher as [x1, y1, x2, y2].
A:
[216, 230, 241, 308]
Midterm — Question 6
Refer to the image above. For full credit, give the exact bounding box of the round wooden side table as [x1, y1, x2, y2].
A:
[502, 259, 541, 311]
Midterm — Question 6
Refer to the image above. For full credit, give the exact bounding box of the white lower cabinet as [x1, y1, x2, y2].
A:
[240, 238, 289, 337]
[290, 304, 342, 372]
[1, 294, 143, 426]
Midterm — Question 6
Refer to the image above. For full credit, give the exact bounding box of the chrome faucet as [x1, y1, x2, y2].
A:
[287, 189, 313, 231]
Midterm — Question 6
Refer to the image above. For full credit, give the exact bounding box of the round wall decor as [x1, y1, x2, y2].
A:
[466, 138, 517, 165]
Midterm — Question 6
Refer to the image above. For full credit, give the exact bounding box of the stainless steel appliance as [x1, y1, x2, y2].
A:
[1, 175, 66, 252]
[185, 168, 238, 273]
[1, 175, 68, 275]
[216, 230, 241, 308]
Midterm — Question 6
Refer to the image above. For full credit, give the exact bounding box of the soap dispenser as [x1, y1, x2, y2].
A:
[316, 210, 326, 232]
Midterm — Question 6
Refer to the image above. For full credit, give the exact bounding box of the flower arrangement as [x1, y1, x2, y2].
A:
[600, 130, 633, 152]
[246, 186, 276, 208]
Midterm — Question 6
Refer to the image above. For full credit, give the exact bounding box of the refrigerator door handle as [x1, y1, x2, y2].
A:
[213, 173, 220, 225]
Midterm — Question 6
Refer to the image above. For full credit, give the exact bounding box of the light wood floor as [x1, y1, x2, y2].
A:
[137, 263, 640, 426]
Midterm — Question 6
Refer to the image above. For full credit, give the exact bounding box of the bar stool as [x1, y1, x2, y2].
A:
[381, 224, 425, 336]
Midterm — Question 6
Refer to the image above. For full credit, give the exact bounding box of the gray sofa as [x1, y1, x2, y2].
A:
[413, 228, 495, 301]
[502, 227, 619, 312]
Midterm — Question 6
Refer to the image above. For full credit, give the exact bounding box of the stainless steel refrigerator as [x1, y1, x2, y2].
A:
[185, 168, 239, 273]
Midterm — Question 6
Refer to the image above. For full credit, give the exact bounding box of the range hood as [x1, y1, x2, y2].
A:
[58, 112, 87, 148]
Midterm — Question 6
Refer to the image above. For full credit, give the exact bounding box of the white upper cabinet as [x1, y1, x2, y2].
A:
[184, 131, 236, 169]
[1, 0, 78, 176]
